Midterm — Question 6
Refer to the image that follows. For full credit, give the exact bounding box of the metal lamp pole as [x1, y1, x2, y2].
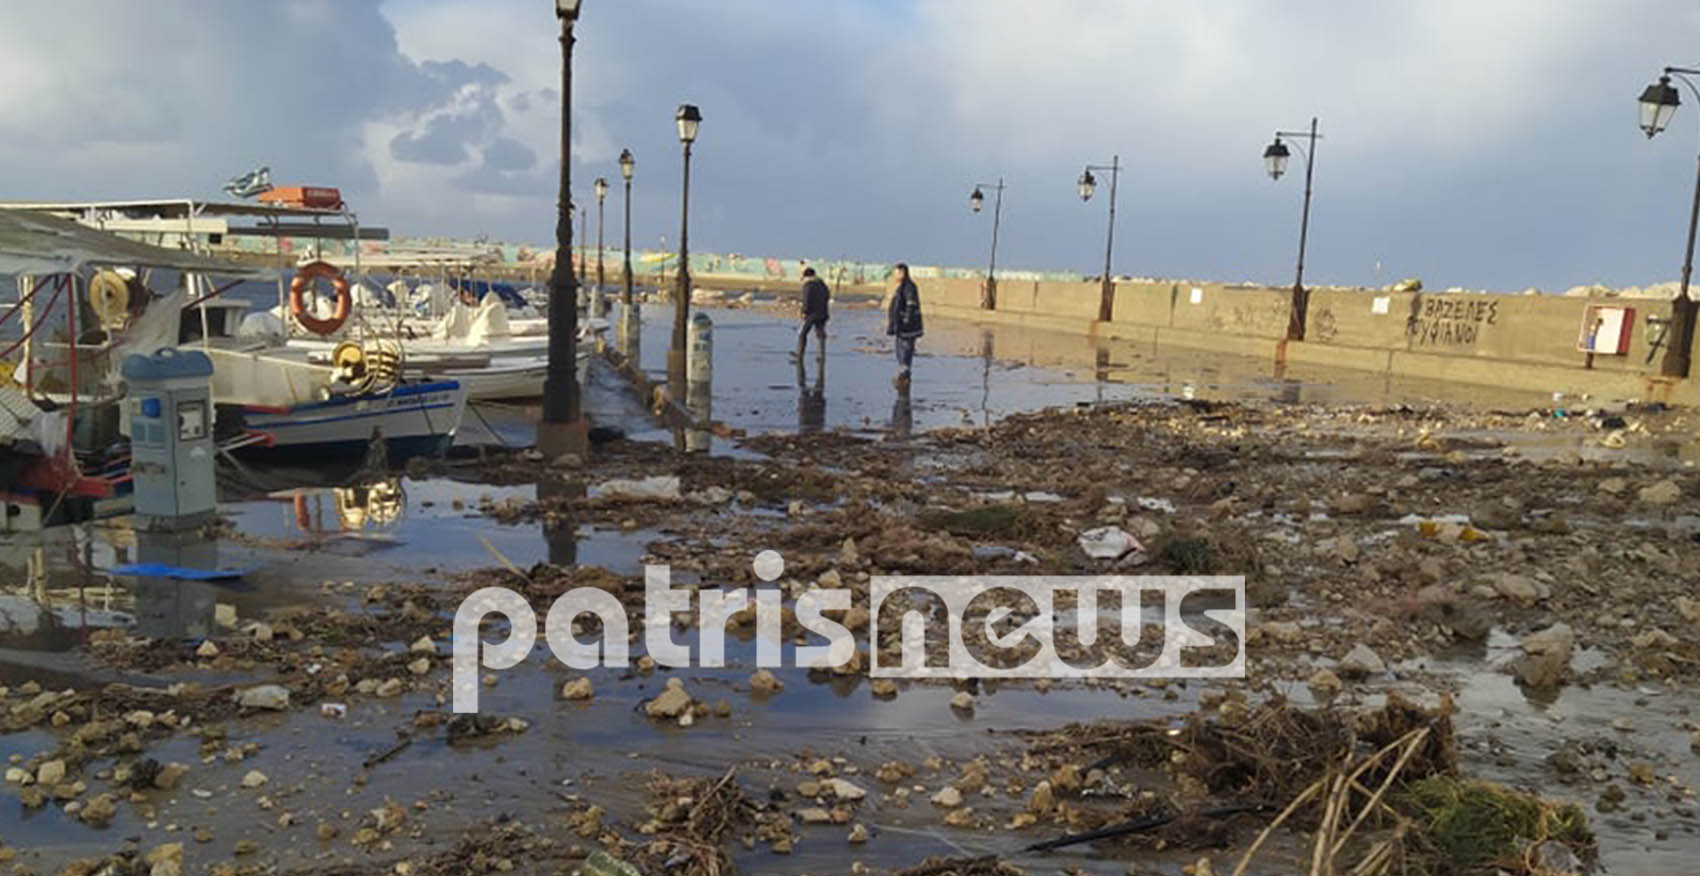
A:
[1263, 117, 1321, 340]
[577, 204, 587, 288]
[669, 103, 701, 393]
[969, 179, 1004, 310]
[1077, 156, 1120, 322]
[619, 148, 635, 305]
[594, 177, 608, 292]
[1639, 68, 1700, 377]
[539, 0, 585, 456]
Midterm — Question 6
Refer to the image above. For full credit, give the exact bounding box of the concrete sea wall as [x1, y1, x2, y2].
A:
[920, 277, 1698, 406]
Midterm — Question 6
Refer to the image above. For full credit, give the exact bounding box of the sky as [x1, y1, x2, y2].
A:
[2, 0, 1699, 292]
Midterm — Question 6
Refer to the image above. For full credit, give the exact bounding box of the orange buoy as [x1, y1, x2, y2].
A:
[289, 261, 351, 335]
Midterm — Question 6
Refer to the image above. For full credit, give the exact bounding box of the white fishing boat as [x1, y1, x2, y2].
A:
[231, 379, 468, 461]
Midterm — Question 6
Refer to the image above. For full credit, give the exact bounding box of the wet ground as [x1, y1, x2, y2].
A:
[0, 302, 1695, 874]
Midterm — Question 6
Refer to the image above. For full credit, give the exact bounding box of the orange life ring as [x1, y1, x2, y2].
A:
[289, 261, 351, 335]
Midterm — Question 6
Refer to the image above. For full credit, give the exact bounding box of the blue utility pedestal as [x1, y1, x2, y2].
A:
[122, 349, 216, 531]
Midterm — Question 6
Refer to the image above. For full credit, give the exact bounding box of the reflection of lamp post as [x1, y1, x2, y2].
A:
[619, 149, 635, 305]
[539, 0, 584, 456]
[594, 176, 608, 295]
[969, 179, 1004, 310]
[1638, 69, 1700, 377]
[577, 203, 588, 288]
[1076, 157, 1120, 322]
[669, 103, 702, 392]
[1263, 117, 1321, 340]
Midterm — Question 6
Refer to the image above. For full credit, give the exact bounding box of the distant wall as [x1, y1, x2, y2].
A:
[919, 277, 1693, 404]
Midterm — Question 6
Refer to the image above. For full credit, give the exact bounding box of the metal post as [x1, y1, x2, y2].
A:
[593, 187, 606, 318]
[1661, 152, 1700, 377]
[984, 179, 1003, 310]
[1289, 117, 1318, 341]
[622, 177, 634, 306]
[578, 205, 587, 288]
[538, 9, 584, 457]
[1099, 155, 1119, 322]
[669, 141, 693, 393]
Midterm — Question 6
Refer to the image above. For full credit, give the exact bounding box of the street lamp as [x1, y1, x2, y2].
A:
[619, 148, 634, 306]
[594, 176, 608, 308]
[969, 179, 1005, 310]
[669, 103, 701, 393]
[1638, 67, 1700, 377]
[577, 203, 588, 288]
[1263, 117, 1321, 341]
[1076, 156, 1120, 322]
[539, 0, 584, 457]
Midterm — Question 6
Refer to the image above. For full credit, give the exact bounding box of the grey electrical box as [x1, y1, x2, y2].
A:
[122, 348, 216, 530]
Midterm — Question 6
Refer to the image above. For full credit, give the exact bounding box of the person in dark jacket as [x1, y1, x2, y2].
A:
[886, 262, 923, 387]
[797, 267, 830, 360]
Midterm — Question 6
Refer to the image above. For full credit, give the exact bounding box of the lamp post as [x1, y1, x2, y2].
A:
[538, 0, 585, 457]
[969, 178, 1004, 310]
[594, 176, 608, 289]
[1638, 68, 1700, 378]
[1076, 156, 1120, 322]
[669, 103, 701, 393]
[577, 203, 588, 288]
[1263, 117, 1321, 340]
[619, 148, 635, 305]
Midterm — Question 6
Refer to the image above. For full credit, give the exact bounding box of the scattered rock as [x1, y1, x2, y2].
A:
[949, 691, 975, 712]
[1307, 668, 1342, 699]
[241, 770, 268, 789]
[36, 759, 65, 787]
[562, 678, 594, 701]
[930, 786, 963, 808]
[749, 669, 783, 695]
[1517, 623, 1574, 689]
[1337, 644, 1385, 677]
[646, 680, 693, 719]
[1639, 480, 1683, 506]
[236, 685, 291, 711]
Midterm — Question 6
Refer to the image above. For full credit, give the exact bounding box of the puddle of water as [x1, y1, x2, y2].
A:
[1418, 634, 1700, 875]
[221, 477, 655, 576]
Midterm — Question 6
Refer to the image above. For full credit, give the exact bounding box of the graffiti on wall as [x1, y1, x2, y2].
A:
[1406, 296, 1499, 347]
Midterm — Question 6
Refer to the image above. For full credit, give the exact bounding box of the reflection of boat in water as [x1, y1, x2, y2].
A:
[288, 477, 405, 534]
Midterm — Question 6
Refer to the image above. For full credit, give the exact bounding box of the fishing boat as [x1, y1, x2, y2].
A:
[229, 379, 467, 461]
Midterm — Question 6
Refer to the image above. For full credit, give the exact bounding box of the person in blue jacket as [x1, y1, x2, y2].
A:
[886, 263, 924, 388]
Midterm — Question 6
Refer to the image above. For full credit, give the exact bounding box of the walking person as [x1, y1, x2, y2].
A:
[796, 267, 830, 361]
[886, 263, 923, 388]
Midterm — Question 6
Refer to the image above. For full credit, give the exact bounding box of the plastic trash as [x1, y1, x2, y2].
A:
[971, 545, 1039, 564]
[591, 475, 681, 501]
[1078, 527, 1145, 560]
[235, 684, 291, 711]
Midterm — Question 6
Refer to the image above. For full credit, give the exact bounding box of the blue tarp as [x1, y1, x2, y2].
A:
[107, 563, 256, 581]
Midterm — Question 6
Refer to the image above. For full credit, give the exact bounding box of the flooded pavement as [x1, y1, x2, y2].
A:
[0, 306, 1694, 874]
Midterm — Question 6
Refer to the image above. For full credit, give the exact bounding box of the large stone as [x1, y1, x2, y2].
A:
[646, 684, 693, 719]
[930, 786, 963, 808]
[1337, 644, 1385, 677]
[1517, 623, 1574, 688]
[1489, 573, 1542, 605]
[1469, 502, 1521, 531]
[562, 678, 595, 701]
[749, 669, 783, 696]
[1639, 480, 1684, 506]
[36, 759, 66, 787]
[236, 685, 290, 711]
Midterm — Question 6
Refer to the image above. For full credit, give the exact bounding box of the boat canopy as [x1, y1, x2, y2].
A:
[0, 209, 267, 278]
